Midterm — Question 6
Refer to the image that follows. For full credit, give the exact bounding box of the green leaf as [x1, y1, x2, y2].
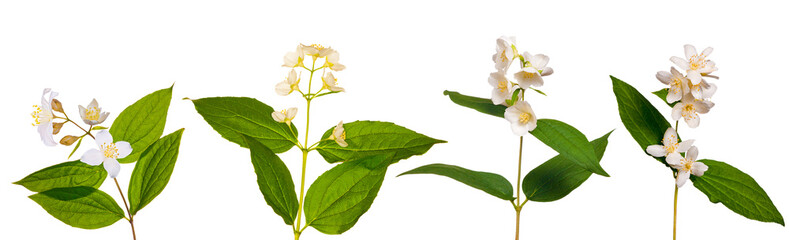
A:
[15, 160, 107, 192]
[29, 187, 125, 229]
[691, 160, 784, 226]
[523, 131, 613, 202]
[92, 126, 108, 130]
[241, 135, 299, 225]
[110, 86, 173, 163]
[316, 121, 445, 164]
[529, 119, 609, 177]
[398, 163, 514, 201]
[190, 97, 298, 153]
[304, 154, 390, 234]
[530, 87, 547, 96]
[128, 129, 184, 216]
[506, 88, 523, 106]
[651, 88, 678, 108]
[443, 90, 506, 118]
[611, 76, 673, 164]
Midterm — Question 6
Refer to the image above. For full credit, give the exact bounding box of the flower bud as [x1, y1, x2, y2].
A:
[51, 99, 64, 113]
[60, 135, 80, 146]
[52, 122, 65, 135]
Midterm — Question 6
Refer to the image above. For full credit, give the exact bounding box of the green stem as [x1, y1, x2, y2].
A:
[114, 178, 136, 240]
[514, 136, 524, 240]
[294, 61, 317, 239]
[673, 184, 678, 240]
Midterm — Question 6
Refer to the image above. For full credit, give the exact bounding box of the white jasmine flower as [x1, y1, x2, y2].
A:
[78, 99, 109, 125]
[504, 100, 537, 135]
[689, 79, 718, 100]
[321, 72, 345, 92]
[80, 130, 132, 178]
[492, 36, 517, 72]
[656, 67, 690, 103]
[514, 51, 553, 88]
[646, 127, 695, 157]
[323, 49, 346, 71]
[672, 94, 713, 128]
[31, 88, 59, 146]
[328, 121, 348, 147]
[666, 146, 708, 187]
[283, 44, 305, 68]
[271, 107, 298, 126]
[276, 69, 301, 96]
[670, 44, 718, 85]
[488, 71, 513, 105]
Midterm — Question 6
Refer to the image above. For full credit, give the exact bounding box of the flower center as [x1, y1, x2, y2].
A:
[663, 135, 677, 153]
[497, 81, 508, 93]
[340, 131, 346, 140]
[670, 77, 683, 93]
[688, 54, 707, 70]
[31, 105, 52, 126]
[681, 159, 693, 172]
[85, 107, 101, 121]
[102, 143, 119, 159]
[519, 112, 531, 124]
[310, 44, 324, 50]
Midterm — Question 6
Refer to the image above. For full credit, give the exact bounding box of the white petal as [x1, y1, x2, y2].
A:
[330, 63, 346, 71]
[38, 124, 57, 146]
[541, 67, 553, 76]
[690, 85, 703, 100]
[701, 47, 713, 57]
[504, 107, 521, 124]
[694, 101, 711, 114]
[491, 88, 507, 105]
[684, 44, 697, 60]
[687, 71, 702, 85]
[286, 107, 298, 119]
[81, 149, 104, 166]
[335, 137, 348, 147]
[666, 89, 682, 103]
[685, 113, 700, 128]
[116, 141, 132, 159]
[78, 105, 88, 121]
[275, 81, 292, 96]
[510, 122, 530, 136]
[94, 130, 113, 146]
[666, 153, 683, 166]
[531, 54, 550, 69]
[271, 111, 286, 122]
[515, 71, 544, 88]
[686, 146, 698, 161]
[671, 105, 683, 121]
[670, 56, 690, 70]
[98, 112, 110, 124]
[663, 127, 678, 143]
[104, 158, 121, 178]
[676, 171, 690, 188]
[646, 145, 667, 157]
[691, 162, 708, 176]
[656, 71, 672, 84]
[88, 99, 99, 108]
[677, 139, 695, 152]
[702, 83, 717, 99]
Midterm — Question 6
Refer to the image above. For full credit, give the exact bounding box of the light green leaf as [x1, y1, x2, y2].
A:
[67, 136, 83, 159]
[443, 90, 506, 118]
[304, 154, 390, 234]
[398, 163, 514, 201]
[523, 131, 613, 202]
[316, 121, 444, 164]
[529, 87, 547, 96]
[110, 86, 172, 163]
[15, 160, 107, 192]
[651, 88, 678, 108]
[128, 129, 184, 215]
[29, 187, 125, 229]
[190, 97, 298, 153]
[530, 119, 609, 177]
[241, 135, 299, 225]
[691, 160, 784, 226]
[611, 76, 673, 165]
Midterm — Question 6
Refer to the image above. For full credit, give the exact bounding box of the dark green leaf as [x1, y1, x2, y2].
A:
[15, 160, 107, 192]
[523, 131, 613, 202]
[110, 86, 172, 163]
[443, 90, 506, 118]
[316, 121, 444, 164]
[611, 76, 673, 165]
[29, 187, 125, 229]
[398, 163, 514, 201]
[241, 135, 299, 225]
[190, 97, 298, 153]
[128, 129, 184, 215]
[691, 160, 784, 226]
[652, 88, 678, 107]
[304, 154, 390, 234]
[530, 119, 609, 177]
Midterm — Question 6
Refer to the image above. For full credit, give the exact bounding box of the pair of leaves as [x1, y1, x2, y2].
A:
[611, 76, 783, 226]
[440, 90, 608, 177]
[190, 97, 299, 153]
[399, 132, 613, 202]
[316, 121, 446, 164]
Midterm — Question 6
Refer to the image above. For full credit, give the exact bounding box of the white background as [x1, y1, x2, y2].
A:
[1, 0, 787, 239]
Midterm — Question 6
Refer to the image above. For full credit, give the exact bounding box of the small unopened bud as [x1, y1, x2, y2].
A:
[60, 135, 80, 146]
[52, 122, 65, 135]
[51, 99, 64, 113]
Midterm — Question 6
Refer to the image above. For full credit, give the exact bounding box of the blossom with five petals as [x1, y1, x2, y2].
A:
[80, 130, 132, 178]
[646, 127, 694, 157]
[328, 121, 348, 147]
[670, 44, 717, 85]
[504, 100, 537, 135]
[276, 69, 301, 96]
[78, 99, 109, 125]
[672, 94, 713, 128]
[492, 36, 517, 72]
[666, 146, 708, 187]
[271, 107, 298, 126]
[31, 88, 59, 146]
[514, 52, 553, 89]
[656, 67, 690, 103]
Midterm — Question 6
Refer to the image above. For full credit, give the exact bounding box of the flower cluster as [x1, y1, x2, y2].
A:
[488, 36, 553, 135]
[656, 44, 717, 128]
[274, 44, 348, 147]
[30, 89, 130, 178]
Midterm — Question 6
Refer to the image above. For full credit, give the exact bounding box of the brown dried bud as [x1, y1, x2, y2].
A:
[60, 135, 80, 146]
[52, 122, 65, 135]
[51, 99, 64, 113]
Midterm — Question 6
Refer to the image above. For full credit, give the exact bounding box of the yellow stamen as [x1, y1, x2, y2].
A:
[310, 44, 324, 50]
[688, 54, 707, 70]
[102, 143, 119, 159]
[340, 131, 346, 140]
[85, 107, 100, 121]
[497, 81, 508, 93]
[519, 112, 531, 124]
